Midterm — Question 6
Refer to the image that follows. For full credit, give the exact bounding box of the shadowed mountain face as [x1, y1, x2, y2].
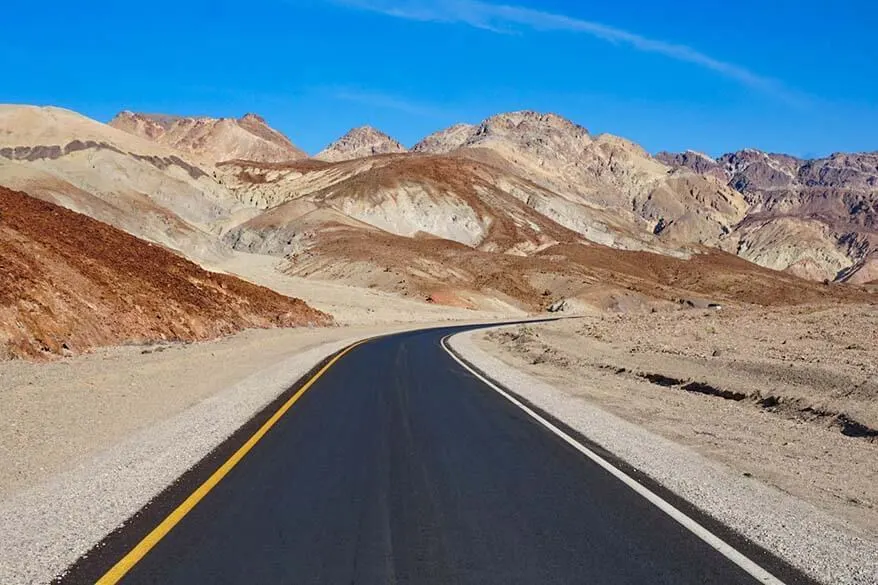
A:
[658, 148, 878, 283]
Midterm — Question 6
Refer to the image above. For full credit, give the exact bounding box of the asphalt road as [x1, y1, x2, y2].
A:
[65, 325, 806, 585]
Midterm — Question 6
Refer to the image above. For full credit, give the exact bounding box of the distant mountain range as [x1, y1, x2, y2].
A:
[656, 149, 877, 283]
[0, 104, 871, 356]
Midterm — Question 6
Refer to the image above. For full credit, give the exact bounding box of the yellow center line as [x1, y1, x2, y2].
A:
[96, 340, 367, 585]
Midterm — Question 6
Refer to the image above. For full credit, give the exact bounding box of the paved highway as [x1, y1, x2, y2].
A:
[60, 325, 811, 585]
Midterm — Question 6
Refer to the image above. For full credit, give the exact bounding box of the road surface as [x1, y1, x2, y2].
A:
[60, 325, 811, 585]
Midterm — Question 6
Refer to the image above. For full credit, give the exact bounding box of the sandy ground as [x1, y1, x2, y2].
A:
[214, 251, 520, 325]
[451, 329, 877, 585]
[0, 318, 503, 502]
[476, 304, 878, 538]
[0, 327, 355, 499]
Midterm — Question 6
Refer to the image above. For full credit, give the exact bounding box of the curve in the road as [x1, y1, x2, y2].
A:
[56, 324, 818, 585]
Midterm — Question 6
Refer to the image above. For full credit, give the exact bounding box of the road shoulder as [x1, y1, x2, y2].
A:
[448, 327, 878, 585]
[0, 322, 477, 584]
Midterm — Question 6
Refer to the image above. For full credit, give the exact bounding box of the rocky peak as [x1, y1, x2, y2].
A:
[240, 112, 266, 124]
[413, 111, 592, 160]
[235, 113, 297, 150]
[715, 150, 801, 199]
[478, 111, 590, 139]
[315, 126, 408, 162]
[464, 111, 591, 159]
[109, 111, 176, 140]
[656, 150, 727, 181]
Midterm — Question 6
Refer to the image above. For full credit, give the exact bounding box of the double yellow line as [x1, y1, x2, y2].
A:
[96, 340, 366, 585]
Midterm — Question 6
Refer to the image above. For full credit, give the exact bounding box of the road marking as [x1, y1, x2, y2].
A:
[441, 334, 787, 585]
[95, 340, 367, 585]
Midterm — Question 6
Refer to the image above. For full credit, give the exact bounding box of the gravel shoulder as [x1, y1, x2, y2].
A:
[0, 320, 492, 584]
[455, 310, 878, 585]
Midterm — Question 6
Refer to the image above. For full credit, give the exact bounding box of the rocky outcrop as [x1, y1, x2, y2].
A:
[417, 111, 592, 161]
[655, 150, 727, 181]
[109, 111, 307, 164]
[315, 126, 407, 162]
[412, 124, 477, 154]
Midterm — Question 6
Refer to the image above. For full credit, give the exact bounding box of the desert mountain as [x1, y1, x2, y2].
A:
[415, 111, 750, 247]
[411, 123, 477, 154]
[315, 126, 408, 162]
[1, 104, 872, 321]
[658, 148, 878, 282]
[0, 186, 329, 359]
[654, 150, 728, 181]
[220, 155, 585, 256]
[109, 111, 307, 164]
[0, 105, 247, 262]
[217, 151, 861, 313]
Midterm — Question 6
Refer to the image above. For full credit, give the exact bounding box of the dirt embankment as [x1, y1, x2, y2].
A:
[479, 305, 878, 535]
[0, 187, 331, 359]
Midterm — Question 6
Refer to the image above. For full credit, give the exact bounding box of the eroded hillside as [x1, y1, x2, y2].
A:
[0, 187, 330, 359]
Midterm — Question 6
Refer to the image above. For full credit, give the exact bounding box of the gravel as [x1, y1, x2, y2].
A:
[449, 327, 878, 585]
[5, 321, 873, 585]
[0, 334, 370, 585]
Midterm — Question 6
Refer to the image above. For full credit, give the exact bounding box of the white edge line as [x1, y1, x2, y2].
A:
[440, 332, 787, 585]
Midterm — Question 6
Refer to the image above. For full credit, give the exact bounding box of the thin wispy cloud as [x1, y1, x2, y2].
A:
[329, 88, 450, 117]
[332, 0, 803, 104]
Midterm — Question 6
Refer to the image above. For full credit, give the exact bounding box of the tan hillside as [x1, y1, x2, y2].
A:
[0, 187, 330, 360]
[109, 111, 307, 164]
[215, 155, 862, 312]
[276, 216, 859, 313]
[217, 153, 666, 256]
[0, 105, 247, 263]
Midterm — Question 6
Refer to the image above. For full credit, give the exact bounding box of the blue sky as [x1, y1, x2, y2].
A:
[2, 0, 876, 157]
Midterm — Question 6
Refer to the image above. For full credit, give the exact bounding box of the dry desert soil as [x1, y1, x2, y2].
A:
[478, 304, 878, 537]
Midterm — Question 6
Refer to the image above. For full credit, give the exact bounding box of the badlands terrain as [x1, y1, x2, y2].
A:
[3, 104, 875, 359]
[0, 103, 876, 583]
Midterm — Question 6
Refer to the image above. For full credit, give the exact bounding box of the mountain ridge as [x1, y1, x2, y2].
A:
[3, 104, 874, 319]
[658, 147, 878, 282]
[109, 110, 307, 164]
